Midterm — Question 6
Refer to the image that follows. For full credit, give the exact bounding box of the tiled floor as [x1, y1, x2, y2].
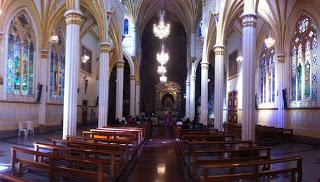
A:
[128, 124, 185, 182]
[0, 125, 319, 182]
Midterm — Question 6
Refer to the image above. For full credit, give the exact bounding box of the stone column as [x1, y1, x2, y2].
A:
[0, 31, 5, 99]
[241, 13, 257, 141]
[276, 54, 285, 128]
[190, 75, 196, 121]
[214, 45, 225, 131]
[191, 28, 196, 58]
[130, 75, 136, 116]
[63, 9, 82, 138]
[39, 50, 48, 125]
[185, 78, 190, 119]
[115, 60, 125, 120]
[200, 62, 209, 125]
[135, 80, 140, 116]
[98, 42, 111, 128]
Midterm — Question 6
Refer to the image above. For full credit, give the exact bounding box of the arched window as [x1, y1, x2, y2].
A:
[260, 44, 275, 103]
[49, 31, 65, 99]
[290, 14, 318, 101]
[198, 20, 203, 37]
[7, 11, 35, 96]
[124, 19, 129, 35]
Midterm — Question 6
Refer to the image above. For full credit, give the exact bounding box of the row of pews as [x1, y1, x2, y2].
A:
[224, 123, 294, 146]
[3, 123, 150, 182]
[174, 125, 302, 182]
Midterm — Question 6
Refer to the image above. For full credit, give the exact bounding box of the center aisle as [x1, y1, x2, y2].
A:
[128, 124, 185, 182]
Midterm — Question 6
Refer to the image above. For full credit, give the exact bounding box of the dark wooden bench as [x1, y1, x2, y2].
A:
[34, 142, 119, 178]
[198, 156, 303, 182]
[11, 147, 106, 182]
[0, 173, 29, 182]
[51, 139, 132, 161]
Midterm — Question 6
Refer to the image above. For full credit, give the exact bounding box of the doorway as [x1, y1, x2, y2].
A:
[227, 91, 238, 123]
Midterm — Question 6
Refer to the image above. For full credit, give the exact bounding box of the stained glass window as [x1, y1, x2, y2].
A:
[259, 44, 275, 103]
[290, 14, 318, 101]
[124, 19, 129, 35]
[6, 11, 35, 96]
[49, 31, 65, 99]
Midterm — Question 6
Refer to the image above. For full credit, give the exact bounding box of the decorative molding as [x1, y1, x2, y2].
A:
[40, 50, 49, 59]
[0, 100, 39, 104]
[277, 54, 285, 63]
[116, 61, 125, 68]
[201, 62, 209, 70]
[241, 14, 257, 27]
[100, 42, 112, 53]
[214, 45, 225, 55]
[130, 75, 136, 80]
[65, 10, 82, 25]
[136, 80, 140, 85]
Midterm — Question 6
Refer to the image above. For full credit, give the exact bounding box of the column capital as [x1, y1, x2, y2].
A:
[214, 45, 225, 55]
[191, 27, 197, 33]
[116, 61, 125, 68]
[201, 62, 209, 70]
[65, 10, 82, 25]
[277, 54, 285, 63]
[130, 75, 136, 80]
[40, 49, 49, 59]
[190, 75, 196, 80]
[241, 14, 257, 27]
[186, 81, 190, 85]
[100, 42, 112, 53]
[136, 80, 141, 85]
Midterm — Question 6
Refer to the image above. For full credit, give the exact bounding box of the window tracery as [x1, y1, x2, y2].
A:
[260, 44, 275, 103]
[49, 31, 65, 99]
[7, 11, 35, 96]
[290, 14, 318, 102]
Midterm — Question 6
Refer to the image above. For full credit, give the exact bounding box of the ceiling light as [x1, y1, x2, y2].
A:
[153, 10, 170, 39]
[264, 34, 275, 48]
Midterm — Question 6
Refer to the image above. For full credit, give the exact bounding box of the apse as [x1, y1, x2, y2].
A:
[141, 12, 187, 116]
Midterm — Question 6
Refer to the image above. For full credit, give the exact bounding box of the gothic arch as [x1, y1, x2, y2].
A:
[192, 55, 202, 76]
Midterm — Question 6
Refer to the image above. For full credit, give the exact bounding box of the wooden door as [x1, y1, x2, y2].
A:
[82, 100, 88, 126]
[227, 91, 238, 123]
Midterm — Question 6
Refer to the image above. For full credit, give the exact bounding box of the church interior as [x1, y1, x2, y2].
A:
[0, 0, 320, 181]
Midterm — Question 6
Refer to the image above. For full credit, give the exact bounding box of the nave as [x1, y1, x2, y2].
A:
[0, 122, 319, 182]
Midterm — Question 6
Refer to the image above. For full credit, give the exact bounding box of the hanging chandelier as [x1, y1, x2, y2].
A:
[160, 75, 167, 83]
[156, 44, 169, 65]
[157, 65, 167, 75]
[264, 34, 275, 48]
[153, 10, 170, 39]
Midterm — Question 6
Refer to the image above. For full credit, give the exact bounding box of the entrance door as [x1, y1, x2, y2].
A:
[82, 100, 88, 126]
[227, 91, 238, 123]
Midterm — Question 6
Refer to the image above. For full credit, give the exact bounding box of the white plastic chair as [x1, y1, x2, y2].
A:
[26, 121, 34, 137]
[18, 122, 27, 138]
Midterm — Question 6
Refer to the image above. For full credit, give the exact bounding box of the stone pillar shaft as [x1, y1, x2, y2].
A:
[200, 63, 209, 125]
[116, 61, 124, 119]
[214, 45, 225, 131]
[98, 42, 111, 128]
[39, 50, 48, 125]
[241, 14, 257, 141]
[135, 81, 140, 116]
[130, 75, 136, 116]
[276, 54, 285, 128]
[63, 9, 82, 138]
[185, 80, 190, 118]
[190, 75, 196, 121]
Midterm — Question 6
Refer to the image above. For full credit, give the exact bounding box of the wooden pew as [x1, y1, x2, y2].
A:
[34, 142, 118, 178]
[51, 139, 130, 162]
[181, 134, 235, 142]
[83, 131, 138, 146]
[198, 156, 303, 182]
[0, 173, 29, 182]
[11, 147, 106, 182]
